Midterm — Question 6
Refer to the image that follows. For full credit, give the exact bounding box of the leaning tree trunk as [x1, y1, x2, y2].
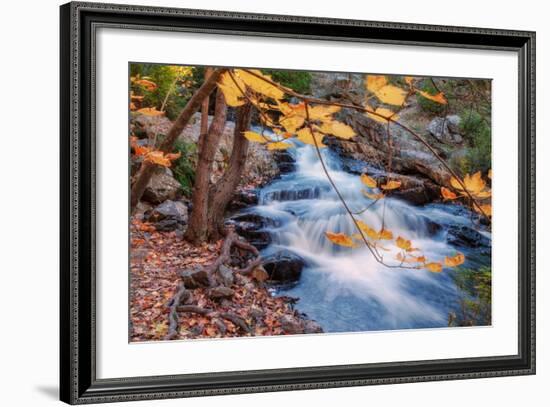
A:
[206, 103, 253, 241]
[184, 90, 228, 244]
[130, 68, 226, 213]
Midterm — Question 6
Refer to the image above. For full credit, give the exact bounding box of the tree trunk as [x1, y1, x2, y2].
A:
[130, 68, 226, 212]
[207, 103, 253, 240]
[184, 90, 228, 244]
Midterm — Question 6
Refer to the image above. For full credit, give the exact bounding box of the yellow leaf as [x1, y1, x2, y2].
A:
[441, 187, 458, 200]
[280, 114, 305, 134]
[451, 172, 489, 197]
[362, 190, 384, 200]
[136, 107, 165, 117]
[378, 229, 393, 240]
[234, 69, 285, 100]
[417, 90, 447, 104]
[356, 220, 380, 240]
[296, 127, 326, 147]
[360, 174, 377, 188]
[444, 252, 465, 268]
[405, 76, 415, 86]
[380, 180, 402, 190]
[217, 72, 246, 107]
[396, 253, 426, 263]
[464, 171, 486, 194]
[365, 75, 387, 93]
[396, 236, 412, 251]
[374, 85, 408, 106]
[308, 105, 341, 121]
[366, 105, 398, 123]
[474, 190, 492, 199]
[425, 262, 443, 273]
[243, 131, 269, 143]
[267, 141, 292, 150]
[325, 232, 357, 248]
[474, 203, 492, 218]
[319, 121, 356, 139]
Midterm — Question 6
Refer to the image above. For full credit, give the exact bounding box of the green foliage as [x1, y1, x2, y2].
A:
[449, 266, 491, 326]
[263, 69, 312, 94]
[416, 80, 446, 115]
[171, 140, 198, 197]
[459, 110, 492, 174]
[130, 63, 195, 120]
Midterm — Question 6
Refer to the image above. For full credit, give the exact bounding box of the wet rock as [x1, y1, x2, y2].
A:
[208, 286, 235, 299]
[279, 315, 305, 334]
[263, 250, 305, 284]
[262, 186, 325, 203]
[227, 213, 277, 250]
[446, 224, 491, 252]
[272, 150, 295, 173]
[145, 200, 188, 231]
[303, 320, 323, 334]
[226, 189, 259, 212]
[391, 183, 440, 206]
[180, 267, 210, 288]
[142, 169, 182, 204]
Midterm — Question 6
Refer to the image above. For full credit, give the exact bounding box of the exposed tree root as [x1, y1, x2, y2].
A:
[164, 228, 261, 340]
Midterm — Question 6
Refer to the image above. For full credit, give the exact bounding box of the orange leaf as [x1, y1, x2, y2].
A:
[441, 187, 458, 200]
[380, 180, 402, 190]
[417, 90, 447, 104]
[145, 151, 171, 167]
[325, 232, 357, 248]
[360, 174, 377, 188]
[444, 252, 465, 268]
[396, 236, 412, 251]
[135, 79, 157, 91]
[137, 107, 165, 117]
[362, 190, 384, 200]
[425, 262, 443, 273]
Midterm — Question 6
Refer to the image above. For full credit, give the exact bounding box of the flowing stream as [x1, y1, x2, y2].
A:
[241, 137, 491, 333]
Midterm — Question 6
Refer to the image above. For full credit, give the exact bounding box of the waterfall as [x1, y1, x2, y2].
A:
[244, 135, 490, 333]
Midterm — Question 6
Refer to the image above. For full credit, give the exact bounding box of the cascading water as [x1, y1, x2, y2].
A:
[241, 135, 491, 333]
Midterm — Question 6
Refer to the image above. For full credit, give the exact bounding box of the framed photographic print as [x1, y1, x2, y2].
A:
[60, 1, 536, 404]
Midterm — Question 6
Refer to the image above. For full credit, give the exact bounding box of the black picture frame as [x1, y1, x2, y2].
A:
[60, 1, 536, 404]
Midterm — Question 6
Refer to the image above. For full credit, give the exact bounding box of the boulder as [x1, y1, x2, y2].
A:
[180, 267, 210, 288]
[145, 200, 188, 231]
[427, 115, 463, 144]
[142, 169, 182, 204]
[217, 264, 235, 287]
[303, 320, 323, 334]
[263, 250, 306, 284]
[208, 286, 235, 299]
[279, 315, 304, 335]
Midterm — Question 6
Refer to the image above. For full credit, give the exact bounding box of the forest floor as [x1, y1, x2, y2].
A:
[130, 218, 319, 341]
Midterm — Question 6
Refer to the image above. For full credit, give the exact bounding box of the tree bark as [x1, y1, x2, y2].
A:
[130, 68, 226, 212]
[184, 90, 228, 244]
[207, 103, 253, 240]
